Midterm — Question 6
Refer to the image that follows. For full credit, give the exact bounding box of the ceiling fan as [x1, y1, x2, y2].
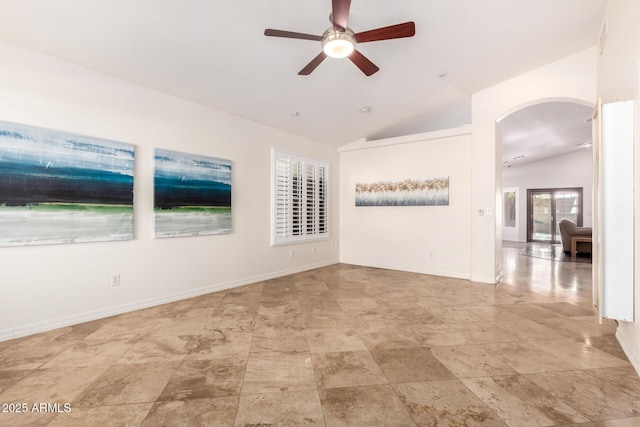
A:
[264, 0, 415, 76]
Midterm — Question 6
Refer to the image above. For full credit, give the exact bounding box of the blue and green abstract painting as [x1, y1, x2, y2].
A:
[0, 120, 134, 246]
[154, 148, 231, 238]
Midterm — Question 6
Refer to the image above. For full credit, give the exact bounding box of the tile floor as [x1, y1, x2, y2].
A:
[1, 245, 639, 426]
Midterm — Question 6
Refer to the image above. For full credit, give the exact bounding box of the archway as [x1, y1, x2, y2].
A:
[497, 99, 594, 245]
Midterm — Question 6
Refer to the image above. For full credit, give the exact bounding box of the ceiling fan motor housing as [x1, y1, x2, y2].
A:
[322, 27, 356, 58]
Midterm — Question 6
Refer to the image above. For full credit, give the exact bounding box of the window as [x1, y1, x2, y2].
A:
[272, 149, 329, 246]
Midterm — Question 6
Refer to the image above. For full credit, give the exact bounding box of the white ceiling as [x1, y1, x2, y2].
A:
[0, 0, 606, 147]
[499, 101, 594, 168]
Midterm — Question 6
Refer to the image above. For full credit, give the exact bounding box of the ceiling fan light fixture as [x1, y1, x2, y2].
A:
[322, 28, 356, 58]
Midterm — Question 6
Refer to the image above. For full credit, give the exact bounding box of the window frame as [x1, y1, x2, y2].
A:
[271, 148, 330, 247]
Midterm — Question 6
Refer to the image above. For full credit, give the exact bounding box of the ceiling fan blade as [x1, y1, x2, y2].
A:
[332, 0, 351, 31]
[264, 29, 322, 41]
[298, 52, 328, 75]
[354, 21, 416, 43]
[348, 50, 379, 76]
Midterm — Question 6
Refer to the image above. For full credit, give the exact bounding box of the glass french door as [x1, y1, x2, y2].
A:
[527, 188, 583, 243]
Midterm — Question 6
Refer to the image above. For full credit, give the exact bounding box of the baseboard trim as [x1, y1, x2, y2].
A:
[0, 260, 336, 343]
[339, 258, 471, 281]
[616, 326, 640, 376]
[469, 275, 499, 284]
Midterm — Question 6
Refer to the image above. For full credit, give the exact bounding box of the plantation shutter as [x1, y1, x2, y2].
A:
[272, 149, 329, 246]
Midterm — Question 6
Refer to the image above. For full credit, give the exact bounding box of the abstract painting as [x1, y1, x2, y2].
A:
[355, 177, 449, 206]
[0, 120, 134, 246]
[154, 148, 231, 237]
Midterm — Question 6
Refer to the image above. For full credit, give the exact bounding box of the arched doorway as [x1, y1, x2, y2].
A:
[497, 99, 594, 291]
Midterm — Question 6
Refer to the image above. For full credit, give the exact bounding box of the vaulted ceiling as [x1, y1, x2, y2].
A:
[0, 0, 606, 148]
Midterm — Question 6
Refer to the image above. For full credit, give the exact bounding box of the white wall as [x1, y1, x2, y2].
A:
[502, 149, 593, 242]
[471, 47, 597, 283]
[596, 0, 640, 374]
[339, 128, 472, 279]
[0, 41, 339, 341]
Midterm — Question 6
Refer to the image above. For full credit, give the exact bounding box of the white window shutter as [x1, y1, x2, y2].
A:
[272, 149, 329, 246]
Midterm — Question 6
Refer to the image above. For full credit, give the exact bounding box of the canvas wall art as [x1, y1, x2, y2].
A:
[0, 120, 134, 246]
[355, 177, 449, 206]
[154, 148, 231, 237]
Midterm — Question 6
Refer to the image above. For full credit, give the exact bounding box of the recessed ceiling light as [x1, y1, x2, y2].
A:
[359, 106, 372, 114]
[513, 155, 525, 160]
[291, 111, 300, 118]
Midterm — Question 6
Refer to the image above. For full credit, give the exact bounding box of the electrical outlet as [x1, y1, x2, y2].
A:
[111, 274, 120, 286]
[289, 249, 295, 259]
[311, 247, 316, 255]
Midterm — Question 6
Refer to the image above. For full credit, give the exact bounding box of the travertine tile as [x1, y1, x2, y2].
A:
[242, 352, 316, 394]
[534, 302, 595, 317]
[216, 312, 257, 331]
[319, 384, 415, 426]
[116, 335, 194, 364]
[462, 375, 590, 426]
[148, 316, 209, 336]
[559, 418, 640, 426]
[254, 301, 305, 332]
[527, 366, 640, 421]
[305, 328, 367, 353]
[493, 319, 566, 341]
[451, 322, 515, 344]
[370, 347, 455, 383]
[141, 396, 238, 427]
[43, 339, 133, 368]
[47, 403, 153, 426]
[294, 279, 330, 293]
[410, 323, 472, 347]
[425, 305, 487, 323]
[235, 390, 324, 426]
[0, 408, 58, 426]
[157, 358, 245, 400]
[538, 317, 615, 339]
[312, 350, 387, 389]
[393, 380, 506, 426]
[467, 305, 526, 322]
[185, 329, 252, 360]
[430, 345, 518, 378]
[73, 362, 179, 406]
[498, 303, 564, 321]
[378, 307, 443, 328]
[356, 325, 422, 351]
[480, 341, 576, 374]
[336, 297, 379, 313]
[528, 339, 631, 370]
[584, 335, 630, 362]
[83, 317, 156, 341]
[0, 258, 632, 426]
[0, 369, 33, 394]
[251, 329, 309, 354]
[303, 310, 354, 329]
[0, 365, 109, 404]
[0, 339, 74, 371]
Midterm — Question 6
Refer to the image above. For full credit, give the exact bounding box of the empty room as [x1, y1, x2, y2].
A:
[1, 0, 639, 426]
